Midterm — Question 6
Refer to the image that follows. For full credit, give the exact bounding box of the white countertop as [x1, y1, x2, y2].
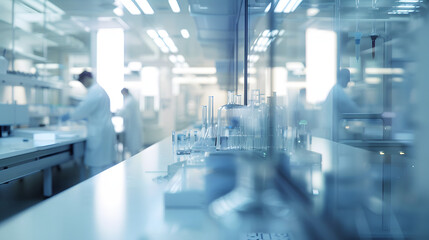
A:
[0, 126, 86, 159]
[0, 136, 389, 240]
[0, 137, 222, 240]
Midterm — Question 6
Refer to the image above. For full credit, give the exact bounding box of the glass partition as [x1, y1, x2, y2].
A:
[241, 0, 429, 238]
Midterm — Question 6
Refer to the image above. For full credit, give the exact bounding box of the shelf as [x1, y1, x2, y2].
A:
[0, 73, 63, 89]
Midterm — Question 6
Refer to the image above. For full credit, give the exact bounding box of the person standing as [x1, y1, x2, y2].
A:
[117, 88, 143, 156]
[319, 68, 360, 140]
[62, 71, 117, 177]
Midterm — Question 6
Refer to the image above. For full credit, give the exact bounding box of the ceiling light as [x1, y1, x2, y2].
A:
[262, 30, 270, 37]
[168, 0, 181, 13]
[176, 55, 185, 62]
[146, 29, 158, 39]
[274, 0, 302, 13]
[172, 67, 216, 74]
[160, 46, 169, 53]
[113, 7, 124, 16]
[154, 38, 168, 51]
[274, 0, 289, 12]
[135, 0, 154, 15]
[398, 0, 419, 2]
[163, 37, 178, 53]
[157, 30, 169, 38]
[365, 68, 404, 75]
[307, 8, 320, 17]
[181, 29, 190, 39]
[248, 55, 260, 63]
[285, 0, 303, 13]
[169, 55, 177, 63]
[264, 3, 271, 13]
[119, 0, 141, 15]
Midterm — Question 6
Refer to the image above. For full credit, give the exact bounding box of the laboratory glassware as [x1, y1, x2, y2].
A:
[202, 96, 217, 150]
[243, 89, 268, 151]
[217, 91, 245, 151]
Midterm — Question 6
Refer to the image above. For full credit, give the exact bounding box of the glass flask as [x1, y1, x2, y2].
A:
[216, 91, 245, 151]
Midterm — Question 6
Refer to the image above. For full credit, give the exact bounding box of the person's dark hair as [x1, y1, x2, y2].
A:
[78, 70, 93, 82]
[121, 88, 129, 95]
[338, 68, 350, 88]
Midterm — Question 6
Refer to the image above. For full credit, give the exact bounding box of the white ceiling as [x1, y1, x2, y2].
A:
[49, 0, 214, 68]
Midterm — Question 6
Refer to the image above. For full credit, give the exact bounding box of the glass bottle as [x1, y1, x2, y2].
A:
[295, 120, 309, 150]
[216, 91, 245, 151]
[243, 89, 268, 151]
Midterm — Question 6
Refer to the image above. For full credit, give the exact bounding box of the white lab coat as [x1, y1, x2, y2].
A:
[117, 95, 143, 155]
[319, 84, 360, 139]
[70, 83, 117, 167]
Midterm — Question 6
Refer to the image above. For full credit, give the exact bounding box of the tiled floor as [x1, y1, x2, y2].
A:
[0, 161, 85, 223]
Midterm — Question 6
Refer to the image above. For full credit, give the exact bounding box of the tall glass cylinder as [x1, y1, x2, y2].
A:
[203, 96, 216, 149]
[201, 105, 207, 137]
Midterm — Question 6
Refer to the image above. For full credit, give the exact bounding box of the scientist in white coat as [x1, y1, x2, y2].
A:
[62, 71, 117, 176]
[117, 88, 143, 156]
[319, 68, 360, 139]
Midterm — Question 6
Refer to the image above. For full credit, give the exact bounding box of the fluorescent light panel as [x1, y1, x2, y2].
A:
[168, 0, 181, 13]
[365, 68, 404, 75]
[157, 30, 169, 38]
[265, 3, 271, 13]
[176, 55, 185, 62]
[120, 0, 141, 15]
[163, 37, 178, 53]
[181, 29, 190, 39]
[274, 0, 302, 13]
[135, 0, 154, 15]
[113, 7, 124, 16]
[147, 29, 178, 53]
[287, 0, 303, 13]
[153, 38, 168, 51]
[146, 29, 158, 39]
[169, 55, 177, 63]
[274, 0, 289, 13]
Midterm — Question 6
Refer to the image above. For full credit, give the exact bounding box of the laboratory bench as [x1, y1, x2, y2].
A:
[0, 125, 87, 197]
[0, 135, 415, 240]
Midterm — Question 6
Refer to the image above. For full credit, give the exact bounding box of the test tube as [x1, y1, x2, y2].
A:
[234, 95, 242, 105]
[208, 96, 214, 126]
[172, 130, 177, 162]
[201, 105, 207, 135]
